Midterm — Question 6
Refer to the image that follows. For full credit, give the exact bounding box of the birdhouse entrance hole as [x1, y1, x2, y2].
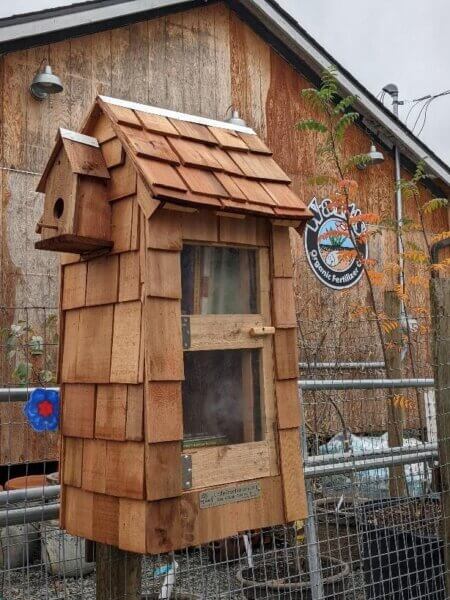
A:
[53, 197, 64, 219]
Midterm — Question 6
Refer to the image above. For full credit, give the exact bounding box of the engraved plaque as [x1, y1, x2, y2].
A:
[199, 482, 261, 509]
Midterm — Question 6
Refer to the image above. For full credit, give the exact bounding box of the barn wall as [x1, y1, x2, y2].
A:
[0, 2, 447, 458]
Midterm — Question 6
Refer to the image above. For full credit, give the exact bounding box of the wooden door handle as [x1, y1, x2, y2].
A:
[249, 326, 275, 337]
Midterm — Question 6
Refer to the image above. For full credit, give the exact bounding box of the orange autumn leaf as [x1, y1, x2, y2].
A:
[409, 275, 428, 288]
[355, 231, 372, 244]
[381, 318, 399, 334]
[430, 258, 450, 272]
[338, 178, 358, 200]
[328, 193, 347, 212]
[350, 304, 373, 318]
[360, 258, 377, 267]
[393, 284, 408, 302]
[392, 394, 414, 410]
[366, 270, 385, 286]
[403, 250, 428, 264]
[384, 262, 402, 275]
[431, 230, 450, 244]
[349, 213, 380, 225]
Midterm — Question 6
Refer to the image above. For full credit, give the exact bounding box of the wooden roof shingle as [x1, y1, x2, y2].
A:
[97, 96, 311, 222]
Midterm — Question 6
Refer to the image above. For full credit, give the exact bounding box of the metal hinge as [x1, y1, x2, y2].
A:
[182, 453, 192, 490]
[181, 316, 191, 349]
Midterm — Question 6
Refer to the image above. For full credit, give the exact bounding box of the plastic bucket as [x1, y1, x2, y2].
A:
[356, 496, 445, 600]
[236, 552, 349, 599]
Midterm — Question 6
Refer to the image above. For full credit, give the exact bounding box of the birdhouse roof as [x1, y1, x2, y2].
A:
[36, 128, 110, 192]
[101, 96, 311, 220]
[38, 95, 311, 222]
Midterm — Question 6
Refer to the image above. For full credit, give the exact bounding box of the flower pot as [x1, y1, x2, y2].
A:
[236, 551, 349, 599]
[315, 495, 370, 527]
[4, 474, 48, 490]
[356, 495, 444, 600]
[208, 528, 287, 563]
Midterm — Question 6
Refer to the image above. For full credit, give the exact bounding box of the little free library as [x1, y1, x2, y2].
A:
[35, 95, 311, 553]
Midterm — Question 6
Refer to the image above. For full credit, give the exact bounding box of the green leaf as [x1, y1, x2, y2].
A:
[405, 240, 424, 253]
[333, 95, 358, 114]
[421, 197, 448, 214]
[29, 335, 44, 355]
[412, 159, 427, 183]
[13, 362, 32, 385]
[39, 370, 54, 384]
[306, 174, 337, 186]
[300, 88, 328, 111]
[334, 112, 359, 140]
[344, 153, 371, 171]
[7, 349, 17, 362]
[5, 336, 17, 352]
[296, 119, 327, 133]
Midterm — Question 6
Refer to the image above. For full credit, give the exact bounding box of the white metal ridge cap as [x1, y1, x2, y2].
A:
[99, 95, 257, 135]
[59, 128, 100, 148]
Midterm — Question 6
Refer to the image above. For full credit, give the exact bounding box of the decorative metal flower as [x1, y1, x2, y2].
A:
[24, 388, 60, 432]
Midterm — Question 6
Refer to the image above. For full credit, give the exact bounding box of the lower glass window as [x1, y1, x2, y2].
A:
[182, 349, 263, 448]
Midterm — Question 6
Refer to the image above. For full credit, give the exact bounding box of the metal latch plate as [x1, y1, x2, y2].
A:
[181, 316, 191, 350]
[182, 453, 192, 490]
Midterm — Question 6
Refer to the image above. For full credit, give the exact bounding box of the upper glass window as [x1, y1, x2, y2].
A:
[181, 245, 257, 315]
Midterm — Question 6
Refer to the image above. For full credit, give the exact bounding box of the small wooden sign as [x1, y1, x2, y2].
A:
[199, 481, 261, 509]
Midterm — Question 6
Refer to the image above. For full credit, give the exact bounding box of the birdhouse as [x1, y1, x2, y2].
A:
[36, 129, 112, 254]
[35, 96, 312, 554]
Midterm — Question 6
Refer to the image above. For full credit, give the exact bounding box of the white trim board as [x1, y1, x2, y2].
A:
[99, 96, 256, 135]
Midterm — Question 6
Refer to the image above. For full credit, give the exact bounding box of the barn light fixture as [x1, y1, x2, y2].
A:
[358, 144, 385, 169]
[367, 144, 384, 165]
[225, 106, 247, 128]
[30, 64, 64, 101]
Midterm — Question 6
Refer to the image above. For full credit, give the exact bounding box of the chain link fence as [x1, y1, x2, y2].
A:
[0, 274, 448, 599]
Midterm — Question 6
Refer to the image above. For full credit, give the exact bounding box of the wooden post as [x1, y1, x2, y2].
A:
[96, 543, 142, 600]
[384, 290, 407, 497]
[430, 277, 450, 596]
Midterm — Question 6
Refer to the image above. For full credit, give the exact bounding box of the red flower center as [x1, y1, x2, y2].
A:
[37, 400, 53, 418]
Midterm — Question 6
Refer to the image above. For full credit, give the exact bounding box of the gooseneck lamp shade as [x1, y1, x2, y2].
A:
[358, 144, 385, 169]
[226, 109, 247, 128]
[30, 65, 64, 100]
[367, 144, 384, 165]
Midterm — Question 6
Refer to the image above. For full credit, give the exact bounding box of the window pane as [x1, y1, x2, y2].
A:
[181, 245, 257, 314]
[182, 349, 263, 447]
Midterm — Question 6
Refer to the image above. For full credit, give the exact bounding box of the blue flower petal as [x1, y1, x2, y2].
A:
[24, 388, 60, 432]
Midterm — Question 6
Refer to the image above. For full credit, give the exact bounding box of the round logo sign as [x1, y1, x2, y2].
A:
[304, 197, 368, 290]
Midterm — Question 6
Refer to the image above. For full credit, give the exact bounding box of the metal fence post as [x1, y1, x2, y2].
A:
[430, 276, 450, 596]
[299, 394, 324, 600]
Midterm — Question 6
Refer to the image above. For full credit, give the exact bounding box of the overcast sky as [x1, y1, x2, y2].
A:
[1, 0, 449, 165]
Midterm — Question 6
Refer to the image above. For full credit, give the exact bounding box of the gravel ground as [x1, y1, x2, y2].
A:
[0, 541, 365, 600]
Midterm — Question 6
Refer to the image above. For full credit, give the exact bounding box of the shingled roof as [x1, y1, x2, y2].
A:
[86, 96, 310, 221]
